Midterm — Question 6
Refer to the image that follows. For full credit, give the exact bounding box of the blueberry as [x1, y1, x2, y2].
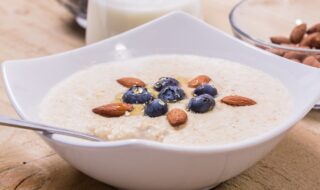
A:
[188, 94, 215, 113]
[144, 99, 168, 117]
[193, 84, 218, 97]
[122, 86, 153, 104]
[153, 77, 179, 91]
[158, 86, 185, 103]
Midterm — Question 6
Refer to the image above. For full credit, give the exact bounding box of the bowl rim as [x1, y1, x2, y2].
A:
[2, 12, 320, 153]
[229, 0, 320, 54]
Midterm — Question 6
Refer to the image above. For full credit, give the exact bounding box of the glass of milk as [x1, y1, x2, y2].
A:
[86, 0, 202, 44]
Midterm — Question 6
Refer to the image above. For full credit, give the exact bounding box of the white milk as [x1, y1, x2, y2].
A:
[86, 0, 202, 44]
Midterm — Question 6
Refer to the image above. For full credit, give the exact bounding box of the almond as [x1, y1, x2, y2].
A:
[313, 62, 320, 68]
[303, 56, 320, 67]
[314, 54, 320, 61]
[270, 36, 291, 44]
[300, 32, 320, 48]
[188, 75, 211, 88]
[309, 33, 320, 49]
[290, 23, 307, 44]
[221, 95, 256, 106]
[92, 103, 133, 117]
[167, 108, 188, 127]
[307, 23, 320, 34]
[300, 35, 312, 47]
[117, 77, 146, 88]
[283, 51, 306, 61]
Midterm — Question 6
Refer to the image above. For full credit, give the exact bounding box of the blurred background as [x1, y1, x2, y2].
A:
[0, 0, 238, 61]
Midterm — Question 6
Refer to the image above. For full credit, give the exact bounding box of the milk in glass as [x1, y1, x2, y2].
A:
[86, 0, 202, 44]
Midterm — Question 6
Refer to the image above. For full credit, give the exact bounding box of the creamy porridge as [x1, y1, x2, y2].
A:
[39, 55, 293, 146]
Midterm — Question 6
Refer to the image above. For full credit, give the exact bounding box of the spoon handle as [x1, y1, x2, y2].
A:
[0, 115, 101, 142]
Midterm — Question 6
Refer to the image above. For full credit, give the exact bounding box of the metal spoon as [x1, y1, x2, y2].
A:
[0, 115, 102, 141]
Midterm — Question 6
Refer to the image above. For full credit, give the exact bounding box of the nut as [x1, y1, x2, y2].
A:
[290, 23, 307, 44]
[283, 51, 306, 61]
[221, 95, 256, 106]
[267, 22, 320, 65]
[307, 23, 320, 34]
[270, 36, 291, 44]
[309, 33, 320, 49]
[188, 75, 211, 88]
[313, 55, 320, 61]
[117, 77, 146, 88]
[300, 32, 320, 48]
[300, 35, 312, 47]
[167, 108, 188, 127]
[303, 56, 320, 67]
[92, 103, 133, 117]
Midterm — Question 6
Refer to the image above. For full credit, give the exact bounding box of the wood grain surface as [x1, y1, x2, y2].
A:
[0, 0, 319, 189]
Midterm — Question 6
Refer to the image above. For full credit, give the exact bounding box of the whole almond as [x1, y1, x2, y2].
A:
[265, 48, 285, 56]
[303, 56, 320, 67]
[117, 77, 146, 88]
[221, 95, 256, 106]
[92, 103, 133, 117]
[283, 51, 306, 61]
[270, 36, 291, 44]
[167, 108, 188, 127]
[188, 75, 211, 88]
[290, 23, 307, 44]
[307, 23, 320, 34]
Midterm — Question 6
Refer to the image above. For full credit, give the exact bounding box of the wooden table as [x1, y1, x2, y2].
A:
[0, 0, 319, 189]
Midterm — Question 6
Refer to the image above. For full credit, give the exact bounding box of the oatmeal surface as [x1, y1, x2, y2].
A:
[39, 55, 293, 146]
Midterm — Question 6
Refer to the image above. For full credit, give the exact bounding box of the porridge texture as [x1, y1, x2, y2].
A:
[39, 55, 292, 146]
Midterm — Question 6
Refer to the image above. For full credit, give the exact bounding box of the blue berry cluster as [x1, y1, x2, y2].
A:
[144, 77, 186, 117]
[120, 77, 186, 118]
[188, 84, 218, 113]
[120, 76, 217, 118]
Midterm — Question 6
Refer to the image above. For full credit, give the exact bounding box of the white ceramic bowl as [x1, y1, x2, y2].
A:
[2, 12, 320, 190]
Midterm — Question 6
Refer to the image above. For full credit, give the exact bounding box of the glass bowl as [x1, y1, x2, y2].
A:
[229, 0, 320, 108]
[229, 0, 320, 55]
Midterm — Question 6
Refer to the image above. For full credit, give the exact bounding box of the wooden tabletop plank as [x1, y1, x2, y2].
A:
[0, 0, 319, 189]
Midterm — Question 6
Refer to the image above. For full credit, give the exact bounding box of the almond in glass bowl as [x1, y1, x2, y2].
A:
[229, 0, 320, 108]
